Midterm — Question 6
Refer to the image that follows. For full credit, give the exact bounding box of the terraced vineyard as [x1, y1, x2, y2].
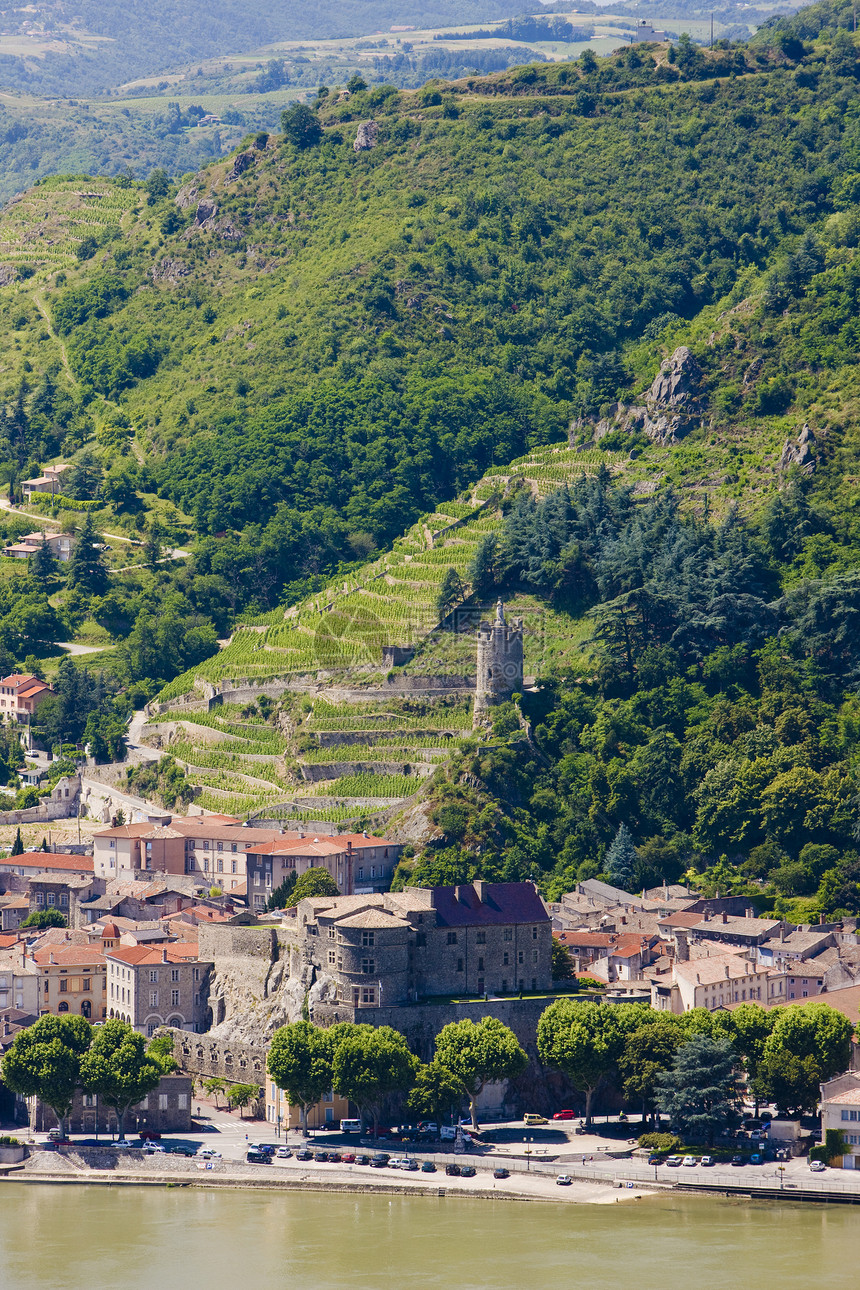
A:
[143, 694, 471, 825]
[0, 177, 141, 280]
[156, 443, 629, 705]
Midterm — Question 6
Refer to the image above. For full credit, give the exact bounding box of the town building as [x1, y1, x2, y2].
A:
[0, 894, 28, 931]
[820, 1072, 860, 1169]
[20, 463, 69, 503]
[30, 943, 107, 1020]
[265, 1079, 350, 1132]
[0, 675, 54, 723]
[106, 943, 212, 1036]
[245, 832, 403, 910]
[651, 952, 771, 1013]
[29, 1073, 194, 1136]
[285, 881, 551, 1008]
[765, 963, 825, 1003]
[2, 530, 74, 562]
[0, 948, 40, 1014]
[0, 851, 93, 882]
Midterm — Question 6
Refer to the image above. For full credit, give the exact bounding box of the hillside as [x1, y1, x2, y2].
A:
[1, 30, 860, 915]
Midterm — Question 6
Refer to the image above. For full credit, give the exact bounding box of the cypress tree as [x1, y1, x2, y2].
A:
[68, 514, 109, 597]
[604, 822, 637, 891]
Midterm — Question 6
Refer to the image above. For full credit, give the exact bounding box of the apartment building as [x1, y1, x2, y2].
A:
[651, 952, 772, 1013]
[106, 943, 212, 1037]
[30, 944, 107, 1020]
[0, 948, 40, 1014]
[0, 675, 54, 723]
[265, 1079, 350, 1131]
[246, 832, 403, 911]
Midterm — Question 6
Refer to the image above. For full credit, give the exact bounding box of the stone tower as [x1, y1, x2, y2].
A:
[473, 599, 524, 726]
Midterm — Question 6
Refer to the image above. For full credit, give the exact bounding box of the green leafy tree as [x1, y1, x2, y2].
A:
[656, 1034, 741, 1145]
[11, 827, 24, 856]
[407, 1060, 465, 1131]
[80, 1019, 176, 1139]
[281, 104, 322, 150]
[347, 73, 368, 93]
[551, 936, 575, 981]
[203, 1076, 226, 1107]
[144, 168, 171, 204]
[68, 514, 110, 598]
[757, 1003, 854, 1115]
[332, 1025, 418, 1137]
[618, 1016, 684, 1123]
[287, 868, 340, 906]
[20, 908, 67, 929]
[434, 1016, 527, 1130]
[226, 1082, 259, 1117]
[714, 1002, 779, 1113]
[1, 1014, 92, 1136]
[537, 999, 639, 1125]
[266, 872, 298, 910]
[268, 1021, 335, 1132]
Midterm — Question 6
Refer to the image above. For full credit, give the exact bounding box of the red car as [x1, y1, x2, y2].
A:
[139, 1130, 162, 1141]
[341, 1152, 356, 1163]
[552, 1110, 576, 1121]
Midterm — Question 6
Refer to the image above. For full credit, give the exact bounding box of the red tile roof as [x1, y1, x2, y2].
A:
[556, 932, 615, 949]
[2, 852, 93, 873]
[31, 945, 106, 967]
[106, 944, 202, 966]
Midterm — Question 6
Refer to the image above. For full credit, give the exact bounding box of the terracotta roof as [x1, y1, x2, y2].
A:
[246, 838, 344, 857]
[609, 934, 654, 959]
[693, 916, 781, 936]
[100, 922, 120, 938]
[826, 1087, 860, 1105]
[556, 932, 615, 949]
[334, 909, 410, 930]
[658, 912, 703, 929]
[1, 852, 93, 873]
[432, 882, 548, 928]
[0, 933, 20, 949]
[31, 946, 106, 967]
[106, 944, 204, 966]
[185, 905, 234, 922]
[676, 955, 766, 986]
[337, 833, 397, 850]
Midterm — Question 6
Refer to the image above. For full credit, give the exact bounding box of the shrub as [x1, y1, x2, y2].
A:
[638, 1132, 683, 1153]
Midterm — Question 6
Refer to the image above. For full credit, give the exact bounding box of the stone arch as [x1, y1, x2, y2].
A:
[58, 1001, 69, 1013]
[144, 1014, 164, 1037]
[166, 1015, 184, 1028]
[81, 1000, 92, 1019]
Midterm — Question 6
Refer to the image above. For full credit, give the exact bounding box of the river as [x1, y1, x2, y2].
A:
[2, 1184, 857, 1288]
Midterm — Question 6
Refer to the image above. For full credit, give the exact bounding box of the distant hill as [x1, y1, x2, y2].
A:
[0, 0, 527, 95]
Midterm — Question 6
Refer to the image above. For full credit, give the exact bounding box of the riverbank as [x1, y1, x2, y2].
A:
[2, 1150, 649, 1205]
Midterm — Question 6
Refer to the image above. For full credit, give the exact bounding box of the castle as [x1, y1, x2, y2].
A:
[473, 600, 523, 725]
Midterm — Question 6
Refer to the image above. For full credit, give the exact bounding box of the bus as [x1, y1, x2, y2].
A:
[340, 1119, 362, 1135]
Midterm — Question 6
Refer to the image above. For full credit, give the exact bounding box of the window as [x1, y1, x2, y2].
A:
[193, 968, 199, 982]
[171, 990, 180, 1006]
[457, 958, 464, 972]
[361, 959, 375, 975]
[217, 842, 223, 852]
[204, 858, 209, 872]
[532, 927, 538, 940]
[35, 892, 44, 906]
[178, 1094, 188, 1109]
[361, 988, 375, 1005]
[59, 979, 68, 993]
[329, 951, 336, 965]
[82, 977, 91, 992]
[232, 860, 238, 874]
[842, 1111, 851, 1121]
[503, 952, 509, 966]
[477, 978, 484, 994]
[357, 867, 364, 880]
[447, 932, 458, 946]
[532, 950, 538, 964]
[531, 978, 537, 990]
[171, 969, 180, 983]
[501, 979, 508, 992]
[503, 928, 512, 942]
[362, 931, 375, 948]
[58, 1001, 69, 1012]
[476, 931, 486, 945]
[477, 957, 484, 972]
[159, 1094, 168, 1110]
[231, 843, 237, 854]
[217, 858, 223, 873]
[60, 892, 68, 908]
[150, 970, 159, 984]
[518, 952, 524, 965]
[150, 991, 158, 1007]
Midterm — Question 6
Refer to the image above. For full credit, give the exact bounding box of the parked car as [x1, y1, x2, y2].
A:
[355, 1155, 370, 1166]
[328, 1152, 343, 1164]
[276, 1146, 292, 1158]
[370, 1153, 390, 1168]
[523, 1114, 548, 1126]
[445, 1163, 462, 1176]
[493, 1167, 510, 1179]
[665, 1156, 683, 1167]
[552, 1110, 576, 1121]
[460, 1165, 476, 1178]
[418, 1123, 439, 1137]
[111, 1140, 136, 1151]
[775, 1148, 791, 1161]
[647, 1154, 662, 1165]
[246, 1149, 271, 1164]
[682, 1156, 697, 1167]
[731, 1155, 744, 1167]
[399, 1159, 420, 1171]
[556, 1174, 573, 1186]
[750, 1154, 764, 1165]
[138, 1131, 162, 1142]
[421, 1161, 436, 1173]
[295, 1149, 313, 1161]
[313, 1151, 329, 1163]
[809, 1160, 827, 1172]
[169, 1144, 197, 1157]
[700, 1156, 715, 1167]
[256, 1144, 278, 1155]
[143, 1142, 166, 1154]
[340, 1152, 356, 1163]
[196, 1149, 222, 1161]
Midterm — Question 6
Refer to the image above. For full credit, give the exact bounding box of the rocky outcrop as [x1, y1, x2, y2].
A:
[779, 422, 817, 473]
[224, 150, 255, 182]
[571, 345, 704, 448]
[195, 198, 218, 225]
[0, 264, 18, 287]
[354, 119, 379, 152]
[150, 257, 190, 285]
[174, 180, 202, 210]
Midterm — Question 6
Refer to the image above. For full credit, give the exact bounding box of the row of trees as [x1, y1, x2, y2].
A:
[0, 1016, 176, 1138]
[537, 998, 853, 1133]
[267, 1015, 527, 1134]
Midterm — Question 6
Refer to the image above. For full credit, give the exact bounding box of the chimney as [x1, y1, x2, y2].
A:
[161, 948, 168, 963]
[663, 882, 668, 899]
[49, 952, 55, 964]
[721, 912, 727, 924]
[819, 914, 826, 926]
[724, 965, 730, 978]
[696, 972, 700, 983]
[780, 925, 785, 943]
[746, 907, 754, 919]
[703, 909, 711, 922]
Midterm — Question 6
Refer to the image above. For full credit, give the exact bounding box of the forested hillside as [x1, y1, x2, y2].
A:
[1, 25, 860, 907]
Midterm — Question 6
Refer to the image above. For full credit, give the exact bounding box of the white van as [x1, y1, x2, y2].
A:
[340, 1119, 362, 1134]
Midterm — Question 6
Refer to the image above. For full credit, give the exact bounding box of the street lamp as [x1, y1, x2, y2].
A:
[525, 1135, 532, 1172]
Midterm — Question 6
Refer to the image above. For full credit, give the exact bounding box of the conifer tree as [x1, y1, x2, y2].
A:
[604, 823, 637, 891]
[68, 515, 109, 598]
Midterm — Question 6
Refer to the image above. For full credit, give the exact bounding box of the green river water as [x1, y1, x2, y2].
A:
[1, 1184, 856, 1289]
